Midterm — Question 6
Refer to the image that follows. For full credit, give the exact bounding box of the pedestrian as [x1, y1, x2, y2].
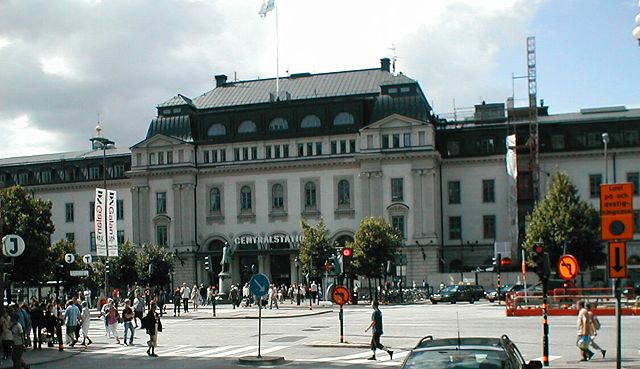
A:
[230, 285, 239, 310]
[364, 300, 393, 361]
[173, 288, 181, 317]
[144, 303, 162, 357]
[576, 301, 594, 361]
[10, 313, 30, 369]
[181, 283, 190, 312]
[80, 301, 92, 346]
[586, 303, 606, 358]
[122, 299, 134, 346]
[310, 281, 318, 304]
[157, 289, 166, 317]
[269, 285, 279, 310]
[106, 301, 121, 345]
[133, 293, 144, 328]
[1, 309, 13, 361]
[63, 300, 80, 347]
[99, 298, 111, 336]
[83, 288, 92, 309]
[190, 285, 200, 311]
[29, 300, 43, 350]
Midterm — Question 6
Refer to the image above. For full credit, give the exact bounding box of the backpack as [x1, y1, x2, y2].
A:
[593, 316, 601, 330]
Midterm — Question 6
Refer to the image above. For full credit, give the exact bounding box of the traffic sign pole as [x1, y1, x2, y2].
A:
[339, 305, 344, 343]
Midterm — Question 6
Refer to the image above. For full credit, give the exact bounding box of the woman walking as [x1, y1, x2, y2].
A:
[190, 285, 200, 311]
[106, 301, 121, 345]
[1, 309, 13, 361]
[10, 313, 30, 369]
[80, 302, 92, 346]
[144, 303, 162, 357]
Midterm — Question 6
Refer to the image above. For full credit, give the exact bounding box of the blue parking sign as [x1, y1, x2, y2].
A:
[250, 273, 270, 298]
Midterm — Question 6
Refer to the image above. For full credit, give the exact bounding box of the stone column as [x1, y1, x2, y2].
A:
[411, 169, 425, 237]
[131, 185, 150, 245]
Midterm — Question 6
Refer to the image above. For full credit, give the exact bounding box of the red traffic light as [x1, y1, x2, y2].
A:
[534, 243, 544, 254]
[500, 257, 512, 266]
[341, 248, 353, 257]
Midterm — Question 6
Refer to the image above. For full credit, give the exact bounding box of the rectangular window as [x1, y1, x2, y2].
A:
[149, 153, 156, 165]
[448, 181, 461, 204]
[419, 131, 426, 146]
[90, 232, 96, 251]
[340, 140, 346, 154]
[589, 174, 602, 198]
[89, 201, 95, 222]
[242, 147, 249, 160]
[392, 134, 400, 148]
[331, 141, 337, 154]
[586, 132, 601, 148]
[158, 152, 165, 165]
[178, 149, 184, 162]
[17, 173, 28, 185]
[367, 135, 373, 149]
[156, 225, 168, 246]
[156, 192, 167, 214]
[251, 146, 258, 160]
[382, 135, 389, 149]
[483, 215, 496, 239]
[114, 164, 125, 177]
[89, 167, 100, 180]
[117, 199, 124, 220]
[265, 145, 272, 159]
[66, 233, 75, 243]
[65, 203, 74, 223]
[166, 151, 173, 164]
[551, 134, 565, 150]
[283, 144, 289, 158]
[274, 145, 281, 159]
[204, 150, 210, 163]
[219, 149, 226, 162]
[40, 170, 51, 183]
[627, 172, 639, 196]
[392, 216, 405, 239]
[117, 230, 125, 245]
[211, 150, 218, 163]
[479, 138, 495, 154]
[391, 178, 404, 202]
[349, 139, 356, 153]
[234, 148, 240, 161]
[315, 142, 322, 156]
[482, 179, 495, 203]
[298, 143, 304, 157]
[306, 143, 313, 156]
[624, 130, 639, 145]
[449, 216, 462, 240]
[447, 140, 460, 156]
[403, 133, 411, 147]
[136, 153, 142, 166]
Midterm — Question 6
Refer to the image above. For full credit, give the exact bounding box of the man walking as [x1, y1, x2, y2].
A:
[133, 293, 145, 328]
[577, 301, 594, 361]
[365, 300, 393, 360]
[181, 283, 190, 313]
[64, 300, 80, 347]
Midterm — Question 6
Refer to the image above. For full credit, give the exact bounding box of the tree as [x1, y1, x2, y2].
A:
[136, 244, 175, 287]
[110, 241, 139, 291]
[299, 219, 335, 279]
[48, 239, 85, 295]
[523, 171, 604, 272]
[0, 186, 55, 285]
[351, 217, 401, 278]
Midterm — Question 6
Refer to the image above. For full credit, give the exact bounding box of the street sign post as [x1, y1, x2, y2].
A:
[70, 270, 89, 277]
[608, 242, 628, 279]
[250, 273, 270, 358]
[557, 254, 579, 281]
[82, 254, 93, 264]
[2, 235, 25, 258]
[64, 253, 76, 264]
[600, 183, 635, 240]
[332, 286, 351, 343]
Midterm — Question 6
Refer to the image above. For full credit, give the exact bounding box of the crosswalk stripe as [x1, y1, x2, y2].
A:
[184, 345, 239, 357]
[210, 346, 257, 357]
[257, 345, 289, 355]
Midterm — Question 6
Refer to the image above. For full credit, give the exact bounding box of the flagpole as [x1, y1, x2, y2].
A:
[275, 0, 280, 99]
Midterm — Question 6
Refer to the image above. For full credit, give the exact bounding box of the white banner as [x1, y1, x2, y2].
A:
[95, 188, 107, 256]
[107, 190, 118, 257]
[505, 134, 517, 179]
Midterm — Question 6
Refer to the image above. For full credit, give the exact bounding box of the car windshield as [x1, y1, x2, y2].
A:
[439, 286, 457, 293]
[403, 349, 507, 369]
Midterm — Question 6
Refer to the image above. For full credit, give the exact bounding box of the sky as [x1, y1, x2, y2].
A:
[1, 0, 639, 158]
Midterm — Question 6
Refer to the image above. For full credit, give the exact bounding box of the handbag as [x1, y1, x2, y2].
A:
[577, 335, 590, 350]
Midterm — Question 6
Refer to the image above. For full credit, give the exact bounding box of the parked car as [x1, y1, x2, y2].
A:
[486, 284, 524, 302]
[400, 334, 543, 369]
[468, 285, 486, 301]
[430, 285, 476, 304]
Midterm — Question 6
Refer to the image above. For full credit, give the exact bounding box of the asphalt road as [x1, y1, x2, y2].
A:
[24, 301, 640, 369]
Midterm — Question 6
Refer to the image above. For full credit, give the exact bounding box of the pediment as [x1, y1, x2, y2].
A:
[131, 133, 190, 150]
[361, 114, 428, 132]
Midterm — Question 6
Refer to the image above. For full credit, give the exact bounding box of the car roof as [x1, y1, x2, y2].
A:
[414, 336, 510, 350]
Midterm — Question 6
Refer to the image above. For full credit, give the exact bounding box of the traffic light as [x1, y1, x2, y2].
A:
[492, 253, 502, 273]
[204, 255, 211, 271]
[340, 248, 352, 272]
[532, 241, 551, 279]
[327, 255, 342, 275]
[105, 259, 110, 274]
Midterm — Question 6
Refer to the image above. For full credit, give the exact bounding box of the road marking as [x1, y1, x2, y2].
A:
[532, 355, 562, 362]
[184, 345, 239, 357]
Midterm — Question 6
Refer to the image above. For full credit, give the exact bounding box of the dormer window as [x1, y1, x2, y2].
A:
[208, 123, 227, 136]
[301, 114, 321, 128]
[333, 112, 354, 126]
[269, 117, 289, 131]
[238, 120, 257, 134]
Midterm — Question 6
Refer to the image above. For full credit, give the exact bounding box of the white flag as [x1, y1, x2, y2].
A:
[106, 190, 119, 257]
[95, 188, 107, 256]
[505, 134, 517, 179]
[259, 0, 275, 17]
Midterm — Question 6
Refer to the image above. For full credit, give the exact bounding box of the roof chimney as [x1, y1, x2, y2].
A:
[215, 74, 228, 87]
[380, 58, 391, 72]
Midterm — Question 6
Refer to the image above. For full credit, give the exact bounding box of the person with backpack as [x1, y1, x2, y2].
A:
[586, 303, 606, 358]
[143, 303, 162, 357]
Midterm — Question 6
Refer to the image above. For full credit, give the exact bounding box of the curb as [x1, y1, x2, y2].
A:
[305, 341, 370, 348]
[193, 310, 334, 320]
[237, 355, 286, 365]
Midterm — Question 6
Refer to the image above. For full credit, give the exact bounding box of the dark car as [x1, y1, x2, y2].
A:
[486, 284, 524, 302]
[400, 334, 543, 369]
[468, 285, 486, 301]
[430, 285, 476, 304]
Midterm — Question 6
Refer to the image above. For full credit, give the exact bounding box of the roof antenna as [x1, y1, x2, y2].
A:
[388, 44, 398, 75]
[456, 312, 461, 349]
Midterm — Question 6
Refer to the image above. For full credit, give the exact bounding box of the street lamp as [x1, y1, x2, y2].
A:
[633, 2, 640, 46]
[602, 132, 609, 184]
[90, 124, 115, 298]
[294, 257, 300, 305]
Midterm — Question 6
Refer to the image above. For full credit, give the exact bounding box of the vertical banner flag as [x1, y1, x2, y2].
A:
[107, 190, 119, 257]
[505, 134, 517, 179]
[95, 188, 107, 256]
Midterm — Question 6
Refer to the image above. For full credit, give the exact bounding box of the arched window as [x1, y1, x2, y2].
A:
[269, 117, 289, 131]
[209, 187, 221, 212]
[238, 120, 257, 134]
[304, 181, 316, 208]
[338, 179, 350, 206]
[272, 183, 284, 209]
[208, 123, 226, 136]
[241, 185, 252, 211]
[333, 112, 354, 126]
[300, 114, 321, 128]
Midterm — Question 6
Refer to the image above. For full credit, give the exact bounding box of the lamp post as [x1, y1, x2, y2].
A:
[602, 133, 609, 184]
[633, 3, 640, 46]
[294, 257, 300, 305]
[90, 124, 115, 298]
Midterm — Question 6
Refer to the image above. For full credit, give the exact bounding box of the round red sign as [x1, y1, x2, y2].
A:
[557, 254, 579, 281]
[332, 286, 350, 306]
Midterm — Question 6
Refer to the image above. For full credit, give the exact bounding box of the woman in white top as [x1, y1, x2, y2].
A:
[80, 301, 92, 346]
[190, 285, 200, 311]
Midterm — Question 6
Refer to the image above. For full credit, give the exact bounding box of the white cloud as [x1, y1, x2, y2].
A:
[40, 56, 74, 77]
[0, 114, 65, 158]
[0, 36, 10, 49]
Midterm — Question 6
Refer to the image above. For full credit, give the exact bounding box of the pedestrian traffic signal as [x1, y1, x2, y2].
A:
[204, 255, 211, 271]
[105, 259, 110, 274]
[340, 248, 352, 272]
[492, 253, 502, 273]
[531, 241, 550, 279]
